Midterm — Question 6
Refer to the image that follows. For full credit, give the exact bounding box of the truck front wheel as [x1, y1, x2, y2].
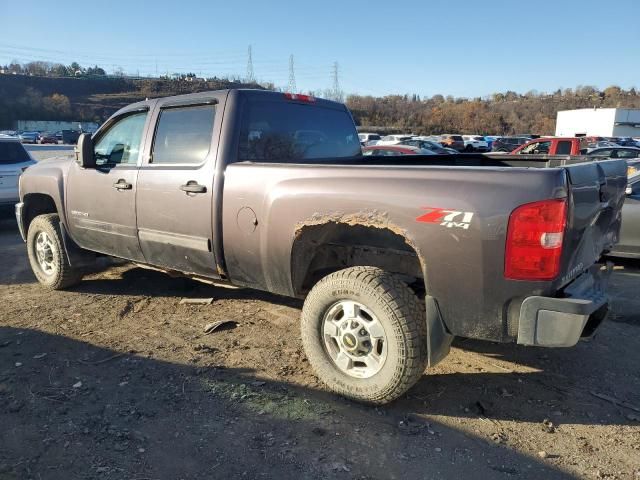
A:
[26, 214, 83, 290]
[301, 266, 428, 404]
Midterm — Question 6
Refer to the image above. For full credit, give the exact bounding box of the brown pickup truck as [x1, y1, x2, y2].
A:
[15, 89, 627, 404]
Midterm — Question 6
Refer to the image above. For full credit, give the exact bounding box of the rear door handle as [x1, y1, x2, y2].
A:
[180, 182, 207, 194]
[113, 179, 132, 190]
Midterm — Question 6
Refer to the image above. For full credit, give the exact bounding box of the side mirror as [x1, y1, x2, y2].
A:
[626, 186, 633, 196]
[75, 133, 95, 168]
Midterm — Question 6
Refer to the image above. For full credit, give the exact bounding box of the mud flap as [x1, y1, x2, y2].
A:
[60, 223, 97, 268]
[425, 295, 453, 367]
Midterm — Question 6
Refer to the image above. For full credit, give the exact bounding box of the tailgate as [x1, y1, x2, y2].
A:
[557, 159, 627, 287]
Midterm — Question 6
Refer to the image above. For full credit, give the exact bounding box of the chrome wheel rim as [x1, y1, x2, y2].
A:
[34, 231, 56, 275]
[321, 300, 387, 379]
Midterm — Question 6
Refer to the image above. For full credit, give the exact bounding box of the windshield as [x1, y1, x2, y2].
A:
[238, 100, 361, 162]
[0, 141, 31, 164]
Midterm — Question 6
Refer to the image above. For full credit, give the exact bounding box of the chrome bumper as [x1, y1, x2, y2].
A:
[15, 202, 26, 241]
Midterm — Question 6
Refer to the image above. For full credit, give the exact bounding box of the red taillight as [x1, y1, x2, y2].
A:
[504, 198, 567, 280]
[283, 93, 315, 103]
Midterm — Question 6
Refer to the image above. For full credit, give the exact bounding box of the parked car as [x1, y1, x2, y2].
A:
[438, 134, 465, 151]
[375, 134, 415, 146]
[362, 145, 435, 156]
[358, 133, 382, 146]
[398, 138, 454, 154]
[38, 132, 58, 145]
[483, 136, 500, 151]
[0, 137, 36, 211]
[462, 135, 489, 152]
[61, 130, 81, 145]
[606, 169, 640, 259]
[0, 130, 18, 138]
[492, 136, 530, 152]
[606, 137, 636, 147]
[584, 141, 621, 153]
[16, 89, 627, 404]
[587, 147, 640, 159]
[19, 131, 39, 144]
[511, 137, 598, 155]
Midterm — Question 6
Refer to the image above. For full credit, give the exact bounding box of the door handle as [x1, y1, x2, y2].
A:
[180, 182, 207, 194]
[113, 179, 132, 190]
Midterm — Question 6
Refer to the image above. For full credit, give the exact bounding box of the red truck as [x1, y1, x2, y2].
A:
[511, 137, 603, 155]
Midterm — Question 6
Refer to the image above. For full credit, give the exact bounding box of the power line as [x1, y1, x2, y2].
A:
[288, 54, 296, 93]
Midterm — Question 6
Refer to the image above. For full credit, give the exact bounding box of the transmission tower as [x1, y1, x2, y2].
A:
[288, 54, 297, 93]
[246, 45, 255, 83]
[331, 61, 342, 102]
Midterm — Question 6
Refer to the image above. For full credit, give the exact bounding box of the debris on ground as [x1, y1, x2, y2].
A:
[203, 320, 238, 334]
[180, 297, 214, 305]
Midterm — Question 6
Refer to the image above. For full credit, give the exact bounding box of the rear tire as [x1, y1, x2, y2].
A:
[301, 266, 428, 404]
[27, 214, 83, 290]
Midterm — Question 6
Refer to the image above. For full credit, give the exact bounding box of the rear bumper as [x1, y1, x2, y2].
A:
[517, 264, 611, 347]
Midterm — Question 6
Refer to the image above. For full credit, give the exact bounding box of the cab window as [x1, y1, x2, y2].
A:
[151, 104, 215, 165]
[556, 141, 573, 155]
[520, 141, 551, 154]
[94, 112, 147, 166]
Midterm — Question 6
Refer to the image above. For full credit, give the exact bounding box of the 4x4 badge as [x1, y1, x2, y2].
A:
[416, 207, 474, 230]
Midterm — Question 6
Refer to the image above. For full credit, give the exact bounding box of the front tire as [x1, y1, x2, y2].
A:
[301, 267, 428, 404]
[27, 214, 83, 290]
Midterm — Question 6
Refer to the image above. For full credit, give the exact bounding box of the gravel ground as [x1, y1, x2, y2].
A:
[0, 148, 639, 479]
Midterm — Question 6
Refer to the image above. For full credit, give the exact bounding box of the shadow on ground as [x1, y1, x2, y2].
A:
[0, 326, 577, 480]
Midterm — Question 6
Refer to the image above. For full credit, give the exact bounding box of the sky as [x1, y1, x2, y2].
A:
[1, 0, 639, 98]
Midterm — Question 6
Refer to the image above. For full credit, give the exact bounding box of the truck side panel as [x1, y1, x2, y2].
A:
[221, 163, 569, 342]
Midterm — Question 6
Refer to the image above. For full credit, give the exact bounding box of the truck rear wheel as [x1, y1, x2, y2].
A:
[27, 214, 83, 290]
[301, 266, 428, 404]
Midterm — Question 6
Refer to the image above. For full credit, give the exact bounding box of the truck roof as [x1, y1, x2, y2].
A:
[114, 89, 347, 118]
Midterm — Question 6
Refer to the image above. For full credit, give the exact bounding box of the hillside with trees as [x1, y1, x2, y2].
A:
[1, 60, 639, 135]
[0, 61, 262, 129]
[346, 86, 640, 135]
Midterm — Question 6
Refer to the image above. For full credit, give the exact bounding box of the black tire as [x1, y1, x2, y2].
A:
[26, 213, 83, 290]
[464, 144, 473, 152]
[301, 266, 428, 404]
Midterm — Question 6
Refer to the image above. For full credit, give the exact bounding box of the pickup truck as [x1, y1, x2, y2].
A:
[16, 89, 627, 404]
[511, 136, 604, 156]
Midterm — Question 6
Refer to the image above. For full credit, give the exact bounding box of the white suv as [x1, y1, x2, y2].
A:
[376, 134, 415, 146]
[462, 135, 489, 152]
[0, 137, 36, 209]
[358, 133, 382, 146]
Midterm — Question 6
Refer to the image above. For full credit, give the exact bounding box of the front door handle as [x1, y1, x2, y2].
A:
[113, 179, 132, 190]
[180, 182, 207, 194]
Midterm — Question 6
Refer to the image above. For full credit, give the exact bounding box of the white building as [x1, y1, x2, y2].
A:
[555, 108, 640, 137]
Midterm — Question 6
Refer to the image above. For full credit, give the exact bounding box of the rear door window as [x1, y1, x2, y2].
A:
[151, 105, 215, 165]
[238, 100, 360, 162]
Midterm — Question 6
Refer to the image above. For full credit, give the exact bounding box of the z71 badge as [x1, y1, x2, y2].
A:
[416, 207, 474, 230]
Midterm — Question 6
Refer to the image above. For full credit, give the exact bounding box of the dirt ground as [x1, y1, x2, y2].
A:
[1, 211, 639, 480]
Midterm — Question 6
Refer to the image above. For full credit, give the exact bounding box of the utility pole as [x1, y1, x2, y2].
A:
[288, 54, 296, 93]
[331, 61, 342, 102]
[246, 45, 255, 83]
